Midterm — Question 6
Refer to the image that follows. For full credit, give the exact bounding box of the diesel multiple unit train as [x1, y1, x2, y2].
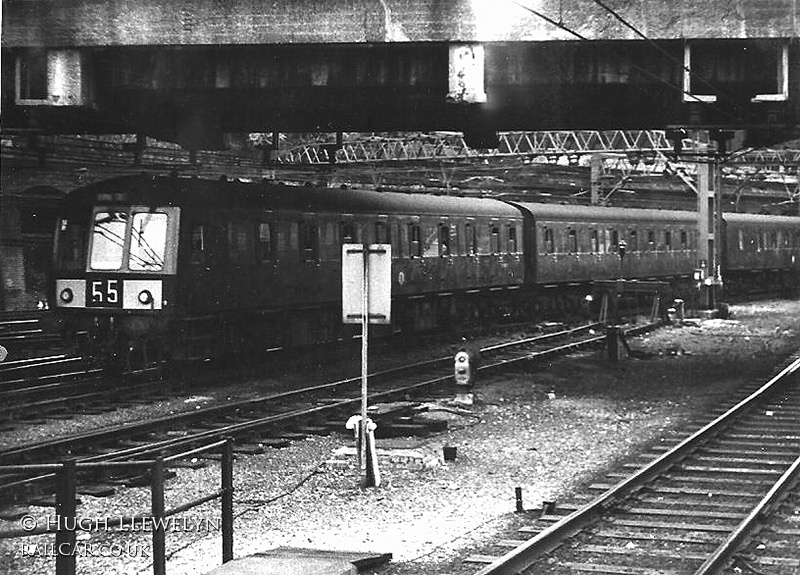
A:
[49, 174, 800, 366]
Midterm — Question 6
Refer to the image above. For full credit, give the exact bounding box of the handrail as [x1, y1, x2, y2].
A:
[0, 438, 234, 575]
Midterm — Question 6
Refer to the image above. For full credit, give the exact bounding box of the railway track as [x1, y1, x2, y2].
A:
[0, 354, 168, 424]
[468, 353, 800, 575]
[0, 315, 590, 424]
[0, 320, 650, 503]
[0, 312, 62, 359]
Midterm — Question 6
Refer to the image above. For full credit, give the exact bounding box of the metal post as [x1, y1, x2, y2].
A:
[697, 159, 715, 309]
[606, 325, 622, 362]
[151, 457, 166, 575]
[221, 439, 234, 562]
[713, 148, 725, 297]
[360, 243, 372, 485]
[55, 459, 77, 575]
[515, 487, 524, 513]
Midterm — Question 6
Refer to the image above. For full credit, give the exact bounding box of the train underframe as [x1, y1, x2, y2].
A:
[56, 270, 797, 370]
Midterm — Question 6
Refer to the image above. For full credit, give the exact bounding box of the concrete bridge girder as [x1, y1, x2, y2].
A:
[2, 37, 798, 148]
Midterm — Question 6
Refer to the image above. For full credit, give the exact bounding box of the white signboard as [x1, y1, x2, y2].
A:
[342, 244, 392, 325]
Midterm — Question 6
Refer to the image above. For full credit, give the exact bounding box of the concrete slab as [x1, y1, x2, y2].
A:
[259, 548, 392, 571]
[203, 556, 355, 575]
[204, 548, 392, 575]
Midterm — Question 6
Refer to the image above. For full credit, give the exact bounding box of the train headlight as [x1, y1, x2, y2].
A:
[59, 288, 74, 303]
[138, 290, 154, 305]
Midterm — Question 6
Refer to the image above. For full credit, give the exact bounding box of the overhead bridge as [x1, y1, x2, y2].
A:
[1, 0, 798, 149]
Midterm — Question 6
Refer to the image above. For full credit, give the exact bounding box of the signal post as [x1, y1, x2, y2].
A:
[696, 130, 733, 310]
[342, 243, 391, 488]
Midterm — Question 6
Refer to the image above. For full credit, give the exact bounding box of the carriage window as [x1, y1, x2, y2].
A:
[341, 222, 359, 244]
[543, 228, 554, 254]
[465, 223, 478, 255]
[664, 230, 672, 251]
[566, 229, 577, 253]
[390, 221, 400, 255]
[508, 226, 518, 253]
[769, 231, 778, 249]
[129, 212, 168, 271]
[628, 230, 638, 252]
[609, 229, 619, 252]
[490, 225, 501, 254]
[57, 217, 88, 270]
[423, 226, 439, 257]
[449, 223, 460, 255]
[590, 229, 599, 253]
[190, 225, 205, 264]
[90, 211, 128, 270]
[757, 232, 765, 251]
[408, 224, 422, 257]
[395, 222, 406, 257]
[680, 230, 688, 250]
[321, 223, 335, 246]
[228, 221, 251, 254]
[375, 221, 388, 244]
[438, 224, 451, 256]
[647, 230, 656, 250]
[477, 225, 491, 254]
[299, 221, 318, 262]
[257, 222, 273, 262]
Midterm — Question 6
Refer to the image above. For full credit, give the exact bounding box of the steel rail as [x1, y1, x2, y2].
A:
[473, 354, 800, 575]
[0, 321, 606, 463]
[694, 452, 800, 575]
[0, 321, 636, 501]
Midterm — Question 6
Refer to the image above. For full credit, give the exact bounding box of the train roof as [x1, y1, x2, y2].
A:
[723, 212, 800, 227]
[65, 175, 521, 218]
[513, 202, 800, 227]
[510, 201, 698, 224]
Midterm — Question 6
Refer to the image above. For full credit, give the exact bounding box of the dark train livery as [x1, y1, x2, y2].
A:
[50, 175, 800, 366]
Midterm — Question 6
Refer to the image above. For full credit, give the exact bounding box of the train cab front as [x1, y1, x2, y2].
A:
[51, 194, 180, 369]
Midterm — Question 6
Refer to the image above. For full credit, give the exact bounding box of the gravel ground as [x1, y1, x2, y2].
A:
[1, 299, 800, 575]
